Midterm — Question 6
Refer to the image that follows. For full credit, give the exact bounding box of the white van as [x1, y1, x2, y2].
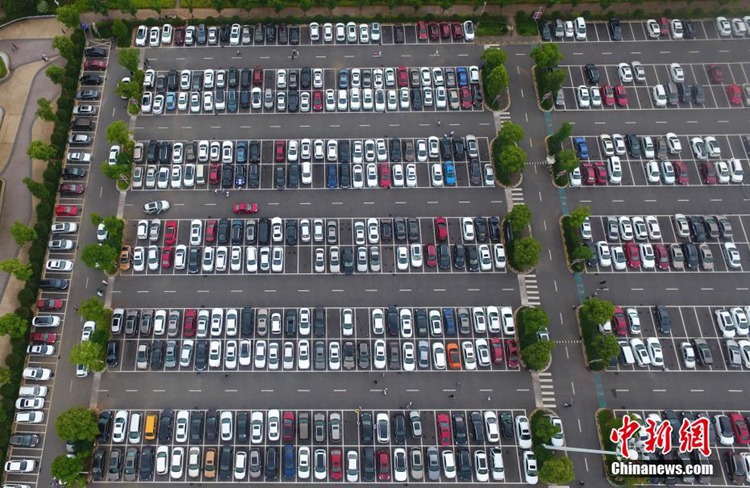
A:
[618, 340, 636, 365]
[128, 412, 142, 444]
[195, 164, 206, 185]
[574, 17, 587, 41]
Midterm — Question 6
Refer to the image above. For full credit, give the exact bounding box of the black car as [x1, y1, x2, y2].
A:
[92, 448, 106, 481]
[394, 217, 407, 242]
[125, 310, 140, 336]
[688, 216, 707, 242]
[265, 446, 279, 480]
[80, 74, 103, 85]
[231, 220, 244, 244]
[362, 447, 376, 481]
[474, 217, 488, 242]
[452, 137, 466, 160]
[300, 66, 311, 89]
[500, 412, 514, 439]
[654, 305, 671, 333]
[342, 246, 354, 275]
[440, 137, 452, 159]
[457, 448, 472, 481]
[388, 341, 400, 369]
[452, 413, 468, 445]
[339, 140, 351, 164]
[85, 47, 107, 57]
[682, 19, 696, 39]
[9, 433, 40, 447]
[220, 24, 230, 43]
[682, 242, 699, 269]
[314, 307, 326, 337]
[189, 411, 204, 444]
[194, 340, 208, 370]
[139, 446, 154, 481]
[360, 412, 373, 443]
[290, 25, 300, 44]
[488, 217, 501, 241]
[438, 243, 451, 269]
[62, 167, 86, 178]
[415, 308, 428, 337]
[609, 18, 623, 40]
[453, 243, 466, 269]
[254, 23, 265, 44]
[381, 220, 393, 242]
[248, 163, 260, 188]
[278, 23, 288, 44]
[339, 163, 350, 188]
[221, 164, 234, 188]
[150, 340, 164, 369]
[389, 138, 402, 161]
[97, 410, 112, 442]
[691, 84, 705, 105]
[241, 307, 254, 337]
[205, 409, 219, 443]
[265, 23, 276, 43]
[392, 413, 407, 444]
[625, 133, 641, 158]
[676, 81, 691, 104]
[410, 88, 423, 110]
[219, 445, 233, 480]
[106, 340, 119, 367]
[466, 245, 479, 272]
[584, 64, 600, 84]
[358, 342, 370, 369]
[407, 218, 420, 242]
[469, 411, 485, 443]
[539, 20, 551, 41]
[275, 166, 286, 189]
[387, 306, 399, 337]
[158, 409, 173, 444]
[167, 70, 178, 91]
[471, 84, 483, 107]
[236, 412, 249, 443]
[287, 162, 299, 188]
[394, 23, 405, 43]
[188, 247, 200, 274]
[155, 76, 166, 94]
[288, 89, 299, 112]
[288, 70, 298, 89]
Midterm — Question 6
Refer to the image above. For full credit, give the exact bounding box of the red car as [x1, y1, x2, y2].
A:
[397, 66, 408, 87]
[625, 242, 641, 269]
[37, 298, 63, 311]
[377, 450, 390, 481]
[424, 243, 437, 267]
[707, 64, 724, 83]
[428, 22, 440, 41]
[452, 21, 463, 39]
[417, 21, 428, 41]
[674, 160, 689, 185]
[581, 162, 595, 185]
[378, 163, 391, 188]
[436, 413, 452, 446]
[440, 22, 451, 39]
[659, 17, 669, 36]
[209, 163, 221, 185]
[727, 84, 742, 105]
[55, 205, 78, 216]
[282, 411, 295, 442]
[252, 65, 263, 86]
[31, 332, 57, 344]
[490, 338, 504, 364]
[161, 246, 173, 269]
[274, 140, 286, 162]
[601, 85, 615, 106]
[506, 339, 519, 368]
[205, 220, 218, 243]
[174, 26, 185, 46]
[594, 161, 608, 185]
[59, 183, 85, 194]
[729, 412, 750, 445]
[83, 59, 107, 71]
[612, 307, 628, 336]
[233, 202, 259, 215]
[700, 162, 717, 184]
[653, 243, 670, 270]
[312, 90, 323, 111]
[460, 86, 472, 109]
[613, 85, 628, 107]
[434, 217, 448, 241]
[183, 309, 197, 337]
[329, 448, 343, 480]
[164, 220, 178, 246]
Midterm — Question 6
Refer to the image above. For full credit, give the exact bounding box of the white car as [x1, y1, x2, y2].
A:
[651, 84, 667, 107]
[631, 338, 650, 367]
[170, 447, 184, 480]
[484, 411, 500, 443]
[680, 342, 696, 368]
[639, 243, 655, 269]
[607, 156, 622, 184]
[576, 85, 590, 108]
[666, 133, 682, 154]
[432, 342, 446, 369]
[669, 63, 684, 83]
[646, 19, 660, 38]
[617, 63, 633, 83]
[670, 19, 684, 39]
[724, 243, 742, 269]
[704, 136, 721, 158]
[515, 415, 532, 449]
[461, 217, 475, 241]
[523, 451, 538, 485]
[716, 16, 732, 36]
[646, 337, 664, 367]
[596, 241, 612, 267]
[645, 160, 661, 184]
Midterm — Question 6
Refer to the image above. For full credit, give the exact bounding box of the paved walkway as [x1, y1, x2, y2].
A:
[0, 18, 64, 358]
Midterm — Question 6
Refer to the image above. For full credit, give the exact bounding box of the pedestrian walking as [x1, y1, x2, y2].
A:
[455, 381, 461, 386]
[11, 43, 18, 51]
[73, 307, 78, 312]
[571, 305, 577, 310]
[448, 394, 455, 398]
[599, 280, 606, 285]
[487, 396, 492, 401]
[236, 49, 241, 56]
[449, 130, 455, 136]
[564, 398, 574, 407]
[42, 52, 49, 62]
[578, 481, 586, 486]
[383, 388, 388, 395]
[436, 120, 442, 127]
[434, 49, 439, 56]
[381, 372, 385, 377]
[225, 191, 230, 197]
[593, 291, 600, 297]
[102, 280, 108, 286]
[374, 380, 378, 384]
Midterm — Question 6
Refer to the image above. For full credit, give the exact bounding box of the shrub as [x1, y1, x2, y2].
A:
[28, 245, 46, 263]
[17, 288, 35, 306]
[4, 353, 23, 370]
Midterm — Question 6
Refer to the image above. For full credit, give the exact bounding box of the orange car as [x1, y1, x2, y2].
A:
[118, 245, 132, 271]
[446, 342, 461, 370]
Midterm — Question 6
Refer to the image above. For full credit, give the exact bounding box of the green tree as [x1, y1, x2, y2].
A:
[50, 456, 85, 488]
[10, 221, 37, 245]
[570, 244, 594, 263]
[211, 0, 228, 12]
[0, 366, 10, 386]
[486, 65, 509, 104]
[78, 297, 112, 326]
[106, 120, 131, 146]
[236, 0, 252, 12]
[439, 0, 453, 11]
[540, 68, 568, 103]
[70, 341, 106, 372]
[522, 340, 554, 371]
[56, 4, 81, 28]
[300, 0, 313, 13]
[86, 0, 109, 15]
[591, 333, 621, 362]
[327, 0, 336, 12]
[506, 204, 532, 234]
[519, 307, 548, 335]
[118, 48, 140, 73]
[539, 456, 575, 485]
[117, 0, 137, 16]
[116, 76, 142, 102]
[0, 313, 29, 338]
[556, 148, 579, 173]
[580, 297, 615, 326]
[498, 121, 524, 145]
[45, 65, 66, 85]
[387, 0, 398, 9]
[55, 407, 100, 442]
[412, 0, 423, 12]
[27, 140, 57, 161]
[498, 145, 526, 175]
[0, 258, 34, 281]
[482, 48, 507, 71]
[111, 19, 130, 44]
[532, 412, 560, 444]
[511, 237, 541, 270]
[23, 177, 51, 200]
[52, 36, 76, 61]
[36, 97, 58, 123]
[568, 205, 591, 229]
[81, 243, 119, 274]
[530, 43, 564, 69]
[271, 0, 284, 13]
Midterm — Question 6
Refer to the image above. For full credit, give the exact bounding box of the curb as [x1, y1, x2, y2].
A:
[0, 51, 10, 85]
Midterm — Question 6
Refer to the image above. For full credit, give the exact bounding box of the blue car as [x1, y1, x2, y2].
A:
[282, 445, 296, 480]
[165, 92, 176, 111]
[234, 164, 246, 187]
[326, 164, 338, 188]
[456, 67, 469, 87]
[236, 141, 247, 164]
[443, 308, 457, 336]
[573, 137, 589, 159]
[444, 160, 456, 185]
[338, 68, 349, 89]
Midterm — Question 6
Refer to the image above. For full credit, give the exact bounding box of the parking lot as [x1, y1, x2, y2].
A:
[91, 408, 531, 483]
[544, 18, 749, 43]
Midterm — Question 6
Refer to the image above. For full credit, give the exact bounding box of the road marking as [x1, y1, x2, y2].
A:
[164, 290, 176, 293]
[630, 288, 644, 291]
[153, 389, 165, 393]
[261, 389, 274, 393]
[126, 389, 138, 393]
[363, 201, 375, 205]
[299, 202, 311, 205]
[458, 200, 471, 204]
[331, 202, 343, 205]
[690, 389, 704, 393]
[729, 389, 744, 393]
[365, 289, 378, 292]
[501, 288, 515, 291]
[398, 288, 412, 292]
[516, 388, 530, 392]
[395, 201, 406, 204]
[652, 389, 666, 392]
[700, 288, 713, 291]
[264, 289, 276, 293]
[332, 289, 344, 292]
[137, 290, 148, 293]
[433, 288, 445, 292]
[197, 290, 209, 293]
[298, 389, 310, 392]
[240, 125, 252, 129]
[225, 389, 237, 393]
[267, 202, 279, 206]
[230, 289, 243, 293]
[406, 389, 420, 392]
[333, 389, 347, 392]
[468, 288, 480, 292]
[427, 201, 438, 204]
[666, 288, 679, 291]
[189, 389, 202, 393]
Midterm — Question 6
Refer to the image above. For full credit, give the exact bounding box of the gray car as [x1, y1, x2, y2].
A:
[123, 447, 138, 481]
[426, 447, 440, 481]
[107, 448, 122, 481]
[164, 341, 177, 368]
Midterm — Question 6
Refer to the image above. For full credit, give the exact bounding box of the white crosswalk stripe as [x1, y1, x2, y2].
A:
[521, 273, 541, 306]
[536, 371, 558, 409]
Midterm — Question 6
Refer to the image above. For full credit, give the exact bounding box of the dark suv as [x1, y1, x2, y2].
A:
[584, 64, 600, 84]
